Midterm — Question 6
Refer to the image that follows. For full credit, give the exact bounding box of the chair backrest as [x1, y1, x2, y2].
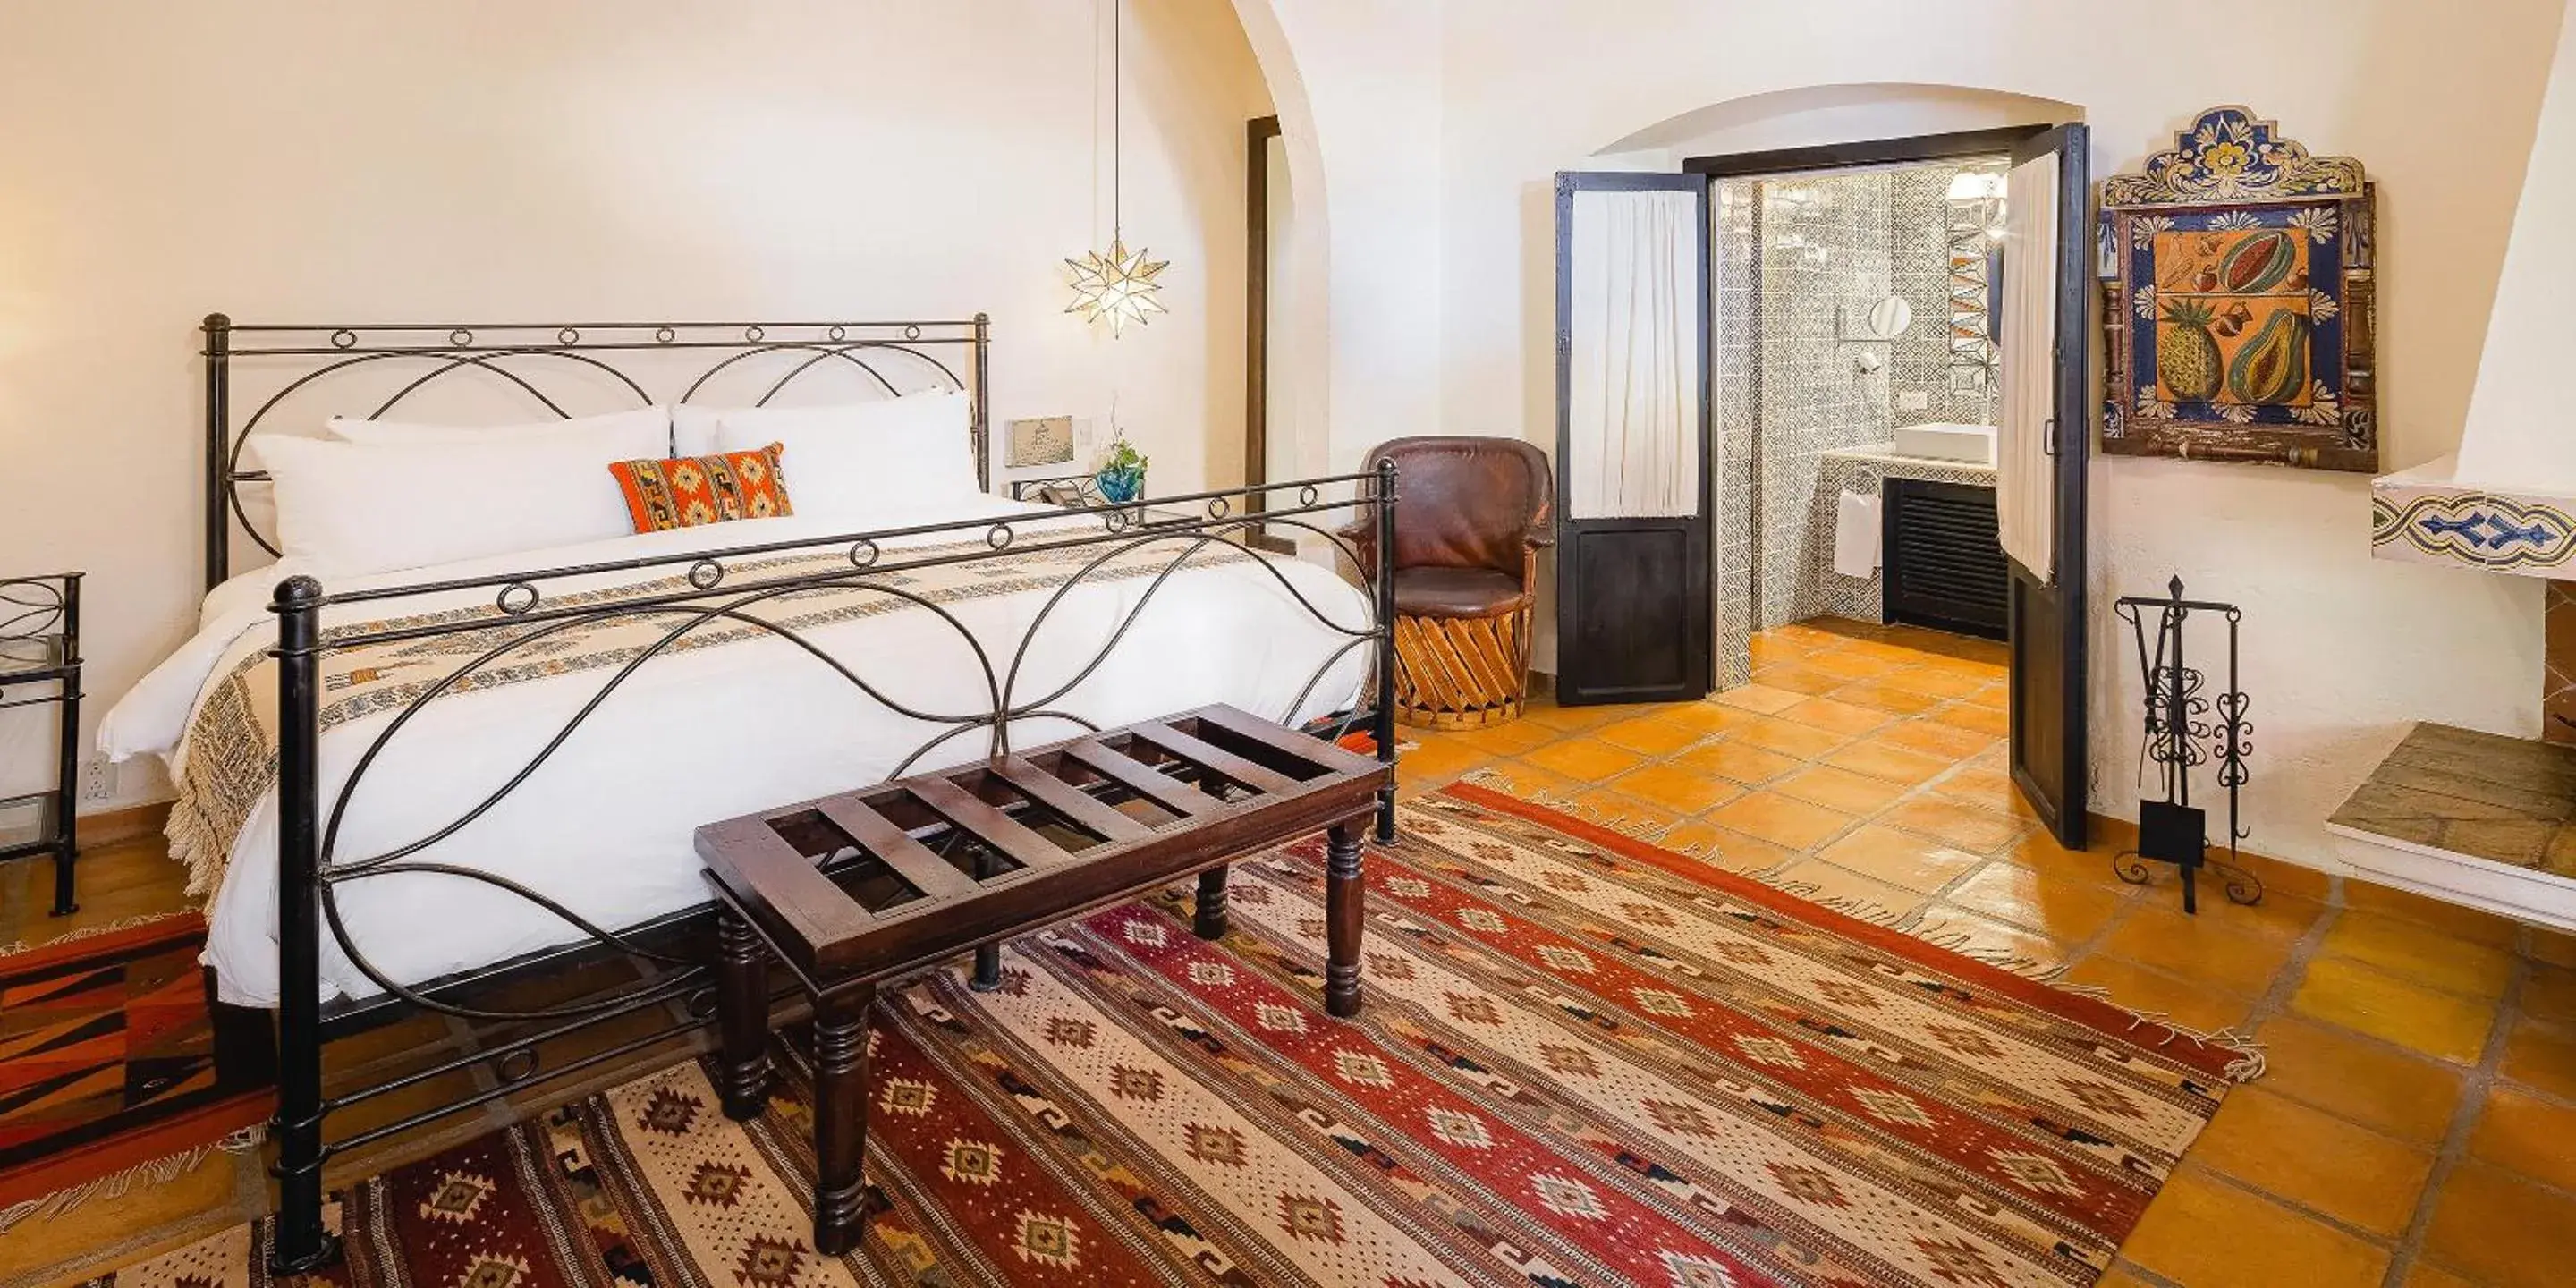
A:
[1361, 436, 1553, 581]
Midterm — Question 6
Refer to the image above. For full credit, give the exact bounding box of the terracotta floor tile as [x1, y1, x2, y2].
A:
[1940, 861, 2127, 939]
[2468, 1083, 2576, 1192]
[1772, 697, 1896, 738]
[1819, 737, 1955, 785]
[1565, 788, 1684, 838]
[1746, 633, 1814, 666]
[1521, 738, 1648, 781]
[2232, 847, 2336, 902]
[1657, 819, 1801, 877]
[1752, 665, 1852, 696]
[2118, 1166, 2391, 1288]
[2343, 879, 2525, 947]
[2184, 1086, 2435, 1236]
[1769, 859, 1929, 924]
[1910, 905, 2067, 972]
[1815, 825, 1987, 894]
[2090, 903, 2304, 997]
[1997, 828, 2147, 894]
[1773, 765, 1912, 815]
[1653, 701, 1764, 736]
[1878, 797, 2026, 853]
[2520, 962, 2576, 1024]
[1394, 736, 1490, 784]
[1822, 679, 1948, 715]
[2291, 956, 2498, 1063]
[1710, 682, 1809, 715]
[1515, 700, 1625, 734]
[1706, 790, 1857, 851]
[1589, 716, 1707, 757]
[2401, 1262, 2485, 1288]
[1668, 738, 1808, 785]
[2500, 1015, 2576, 1099]
[1469, 758, 1588, 802]
[2529, 926, 2576, 970]
[2423, 1161, 2576, 1288]
[1927, 702, 2010, 737]
[2321, 911, 2520, 1001]
[2058, 956, 2258, 1036]
[1869, 719, 1998, 761]
[1444, 717, 1562, 758]
[1877, 666, 1995, 699]
[2254, 1016, 2466, 1145]
[1725, 716, 1852, 760]
[1606, 763, 1745, 815]
[1797, 649, 1896, 681]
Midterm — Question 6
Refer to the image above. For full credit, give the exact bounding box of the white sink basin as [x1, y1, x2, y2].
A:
[1892, 423, 1996, 465]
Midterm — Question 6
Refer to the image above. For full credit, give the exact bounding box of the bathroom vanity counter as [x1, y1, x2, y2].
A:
[2327, 721, 2576, 930]
[1820, 443, 1996, 487]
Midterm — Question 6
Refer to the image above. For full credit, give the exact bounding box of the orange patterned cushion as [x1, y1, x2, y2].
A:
[608, 444, 793, 532]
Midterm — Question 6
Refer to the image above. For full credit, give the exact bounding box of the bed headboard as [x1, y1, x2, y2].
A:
[202, 314, 992, 592]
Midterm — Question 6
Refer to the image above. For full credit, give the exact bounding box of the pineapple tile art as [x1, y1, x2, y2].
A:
[2098, 105, 2379, 472]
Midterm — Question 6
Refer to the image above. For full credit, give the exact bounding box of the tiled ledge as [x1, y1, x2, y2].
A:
[1819, 443, 1996, 487]
[2326, 721, 2576, 930]
[2370, 454, 2576, 578]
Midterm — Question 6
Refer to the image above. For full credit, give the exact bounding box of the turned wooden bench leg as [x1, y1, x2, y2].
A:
[812, 980, 874, 1257]
[713, 910, 772, 1121]
[1324, 823, 1365, 1018]
[1195, 864, 1230, 939]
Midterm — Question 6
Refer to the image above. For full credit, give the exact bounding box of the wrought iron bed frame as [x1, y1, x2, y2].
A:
[199, 315, 1398, 1272]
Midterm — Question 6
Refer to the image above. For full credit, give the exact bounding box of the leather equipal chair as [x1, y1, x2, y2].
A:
[1345, 436, 1554, 729]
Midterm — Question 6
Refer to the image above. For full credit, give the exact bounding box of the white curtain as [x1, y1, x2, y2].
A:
[1996, 152, 2059, 580]
[1568, 188, 1700, 519]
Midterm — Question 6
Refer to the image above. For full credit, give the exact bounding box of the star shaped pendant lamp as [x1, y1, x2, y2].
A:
[1066, 0, 1170, 336]
[1065, 236, 1169, 336]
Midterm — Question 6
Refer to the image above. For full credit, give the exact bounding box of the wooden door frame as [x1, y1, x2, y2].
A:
[1244, 115, 1289, 552]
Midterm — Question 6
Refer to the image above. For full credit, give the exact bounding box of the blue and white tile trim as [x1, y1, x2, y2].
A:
[2371, 455, 2576, 578]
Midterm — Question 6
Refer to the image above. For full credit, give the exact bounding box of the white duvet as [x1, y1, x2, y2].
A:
[103, 496, 1373, 1006]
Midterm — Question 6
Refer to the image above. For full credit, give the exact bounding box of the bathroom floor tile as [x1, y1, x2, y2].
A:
[1772, 697, 1895, 737]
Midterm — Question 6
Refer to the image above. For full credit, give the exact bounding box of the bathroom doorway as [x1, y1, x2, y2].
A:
[1555, 124, 2092, 845]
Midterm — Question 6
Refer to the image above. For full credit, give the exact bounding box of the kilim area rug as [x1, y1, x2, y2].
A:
[85, 784, 2246, 1286]
[2, 914, 269, 1231]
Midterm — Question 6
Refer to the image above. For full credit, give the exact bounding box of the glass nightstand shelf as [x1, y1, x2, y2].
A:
[1, 573, 83, 916]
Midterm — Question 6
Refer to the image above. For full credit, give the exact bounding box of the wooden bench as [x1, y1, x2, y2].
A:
[693, 704, 1390, 1255]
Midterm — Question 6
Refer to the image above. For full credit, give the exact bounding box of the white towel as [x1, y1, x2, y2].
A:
[1833, 489, 1882, 578]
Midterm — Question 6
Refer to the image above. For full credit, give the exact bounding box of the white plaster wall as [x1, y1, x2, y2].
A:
[2457, 0, 2576, 487]
[1391, 0, 2558, 870]
[0, 0, 1272, 812]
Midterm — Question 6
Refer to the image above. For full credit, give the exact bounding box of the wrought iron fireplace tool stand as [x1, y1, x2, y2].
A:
[2112, 576, 2259, 914]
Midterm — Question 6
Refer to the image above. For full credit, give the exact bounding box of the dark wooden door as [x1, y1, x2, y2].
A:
[2002, 124, 2092, 848]
[1553, 172, 1713, 706]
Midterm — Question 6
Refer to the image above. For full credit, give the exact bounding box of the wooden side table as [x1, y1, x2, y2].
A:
[1, 573, 81, 916]
[695, 704, 1387, 1254]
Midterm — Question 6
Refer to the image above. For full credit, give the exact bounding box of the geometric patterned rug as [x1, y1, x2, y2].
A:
[83, 783, 2249, 1286]
[1, 914, 269, 1228]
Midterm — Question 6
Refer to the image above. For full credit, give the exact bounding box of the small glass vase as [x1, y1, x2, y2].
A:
[1096, 466, 1145, 504]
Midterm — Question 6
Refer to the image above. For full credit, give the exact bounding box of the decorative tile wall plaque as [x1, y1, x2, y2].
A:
[1004, 415, 1076, 468]
[2098, 106, 2377, 471]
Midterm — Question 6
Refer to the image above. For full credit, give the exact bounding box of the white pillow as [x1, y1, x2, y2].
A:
[668, 403, 725, 458]
[327, 406, 671, 458]
[709, 393, 981, 521]
[260, 434, 640, 580]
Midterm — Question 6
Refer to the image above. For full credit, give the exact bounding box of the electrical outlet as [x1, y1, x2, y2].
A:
[1896, 390, 1931, 412]
[80, 757, 115, 803]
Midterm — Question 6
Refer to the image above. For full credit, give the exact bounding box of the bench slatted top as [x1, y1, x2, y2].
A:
[696, 704, 1388, 982]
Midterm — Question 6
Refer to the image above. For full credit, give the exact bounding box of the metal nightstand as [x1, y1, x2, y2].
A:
[2, 573, 82, 916]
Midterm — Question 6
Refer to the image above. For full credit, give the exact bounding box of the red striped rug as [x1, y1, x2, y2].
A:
[88, 784, 2242, 1286]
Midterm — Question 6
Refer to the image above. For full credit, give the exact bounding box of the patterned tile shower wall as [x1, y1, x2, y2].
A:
[1714, 158, 2010, 667]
